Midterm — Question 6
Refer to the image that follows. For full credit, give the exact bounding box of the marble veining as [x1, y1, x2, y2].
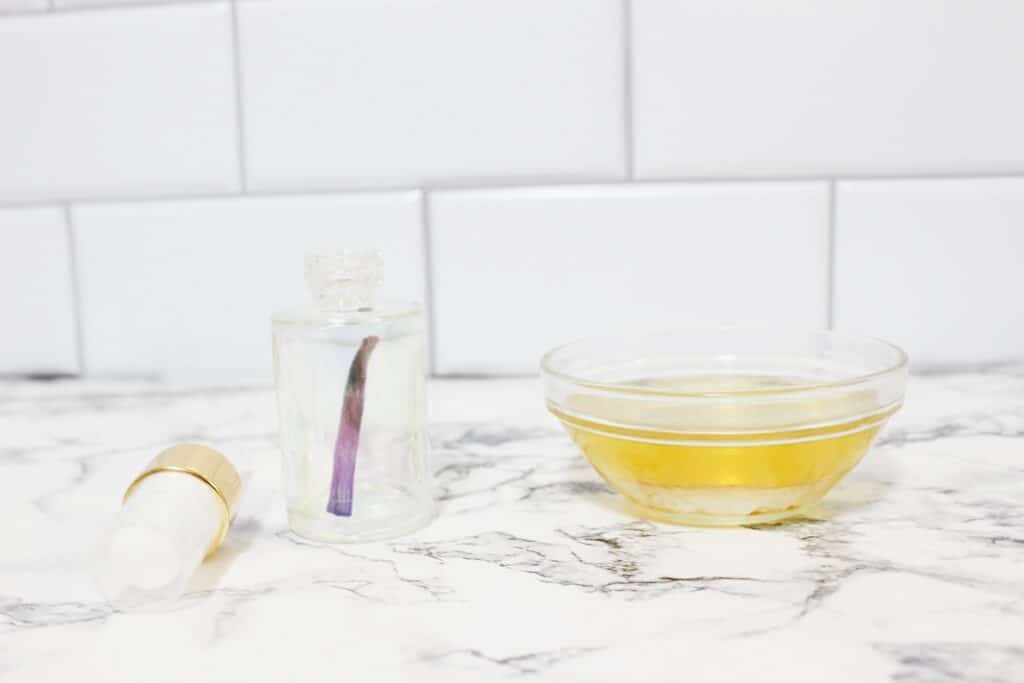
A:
[0, 373, 1022, 682]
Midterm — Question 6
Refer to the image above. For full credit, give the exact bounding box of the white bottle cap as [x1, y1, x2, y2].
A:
[93, 444, 241, 609]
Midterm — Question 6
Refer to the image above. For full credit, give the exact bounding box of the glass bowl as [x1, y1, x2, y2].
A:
[541, 327, 908, 526]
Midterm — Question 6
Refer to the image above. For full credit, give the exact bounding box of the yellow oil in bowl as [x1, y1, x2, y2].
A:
[544, 356, 906, 527]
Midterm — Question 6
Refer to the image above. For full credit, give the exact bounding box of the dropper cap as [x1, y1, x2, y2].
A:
[93, 444, 242, 609]
[305, 248, 383, 311]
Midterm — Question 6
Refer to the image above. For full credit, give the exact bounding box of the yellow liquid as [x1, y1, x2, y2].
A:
[552, 375, 897, 524]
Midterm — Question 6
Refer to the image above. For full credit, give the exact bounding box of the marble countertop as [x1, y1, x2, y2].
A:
[2, 371, 1023, 682]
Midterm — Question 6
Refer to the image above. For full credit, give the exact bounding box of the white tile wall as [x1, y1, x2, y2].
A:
[0, 5, 239, 201]
[1, 0, 1022, 378]
[633, 0, 1024, 178]
[238, 0, 625, 191]
[0, 0, 46, 13]
[431, 183, 829, 374]
[834, 178, 1024, 367]
[73, 193, 424, 381]
[53, 0, 211, 7]
[0, 208, 78, 375]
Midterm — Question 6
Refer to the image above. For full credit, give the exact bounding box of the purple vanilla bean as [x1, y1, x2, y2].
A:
[326, 335, 379, 517]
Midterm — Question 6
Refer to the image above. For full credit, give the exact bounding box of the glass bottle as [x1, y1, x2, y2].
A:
[272, 249, 434, 542]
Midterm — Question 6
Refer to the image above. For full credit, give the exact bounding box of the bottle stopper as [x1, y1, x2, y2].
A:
[93, 444, 242, 609]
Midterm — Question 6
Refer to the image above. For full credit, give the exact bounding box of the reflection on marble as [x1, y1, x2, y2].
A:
[0, 372, 1022, 682]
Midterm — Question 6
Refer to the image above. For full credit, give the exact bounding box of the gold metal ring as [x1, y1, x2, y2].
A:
[122, 444, 241, 558]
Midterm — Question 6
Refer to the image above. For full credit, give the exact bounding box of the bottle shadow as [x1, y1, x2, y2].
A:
[185, 516, 263, 594]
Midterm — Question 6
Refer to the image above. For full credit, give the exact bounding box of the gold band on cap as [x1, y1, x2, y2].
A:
[123, 444, 242, 557]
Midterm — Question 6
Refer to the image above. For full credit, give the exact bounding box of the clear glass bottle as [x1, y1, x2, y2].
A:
[272, 249, 434, 542]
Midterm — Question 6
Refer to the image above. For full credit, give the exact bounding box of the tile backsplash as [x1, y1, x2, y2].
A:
[1, 0, 1023, 380]
[431, 183, 829, 374]
[0, 207, 77, 374]
[632, 0, 1024, 178]
[239, 0, 625, 191]
[71, 192, 424, 381]
[834, 178, 1024, 368]
[0, 5, 239, 201]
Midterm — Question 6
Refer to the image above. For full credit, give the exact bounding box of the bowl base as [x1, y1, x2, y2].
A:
[622, 499, 813, 527]
[610, 471, 849, 527]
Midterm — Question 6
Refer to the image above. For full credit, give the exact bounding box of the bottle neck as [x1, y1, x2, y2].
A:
[305, 250, 382, 313]
[311, 282, 376, 312]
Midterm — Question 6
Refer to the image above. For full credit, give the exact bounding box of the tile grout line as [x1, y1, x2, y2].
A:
[228, 0, 249, 192]
[420, 191, 440, 375]
[7, 0, 223, 17]
[826, 180, 837, 330]
[621, 0, 635, 179]
[62, 204, 87, 376]
[3, 172, 1024, 211]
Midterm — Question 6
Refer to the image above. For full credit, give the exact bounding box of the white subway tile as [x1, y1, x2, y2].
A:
[431, 183, 829, 374]
[835, 178, 1024, 367]
[0, 0, 47, 13]
[0, 6, 239, 201]
[54, 0, 215, 7]
[0, 207, 78, 375]
[633, 1, 1024, 178]
[73, 193, 424, 381]
[239, 0, 624, 190]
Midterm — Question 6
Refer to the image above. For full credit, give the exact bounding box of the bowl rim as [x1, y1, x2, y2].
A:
[540, 325, 909, 399]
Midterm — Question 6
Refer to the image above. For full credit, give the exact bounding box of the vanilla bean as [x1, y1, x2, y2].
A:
[326, 335, 379, 516]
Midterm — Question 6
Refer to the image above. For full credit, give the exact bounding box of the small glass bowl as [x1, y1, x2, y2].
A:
[541, 327, 908, 526]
